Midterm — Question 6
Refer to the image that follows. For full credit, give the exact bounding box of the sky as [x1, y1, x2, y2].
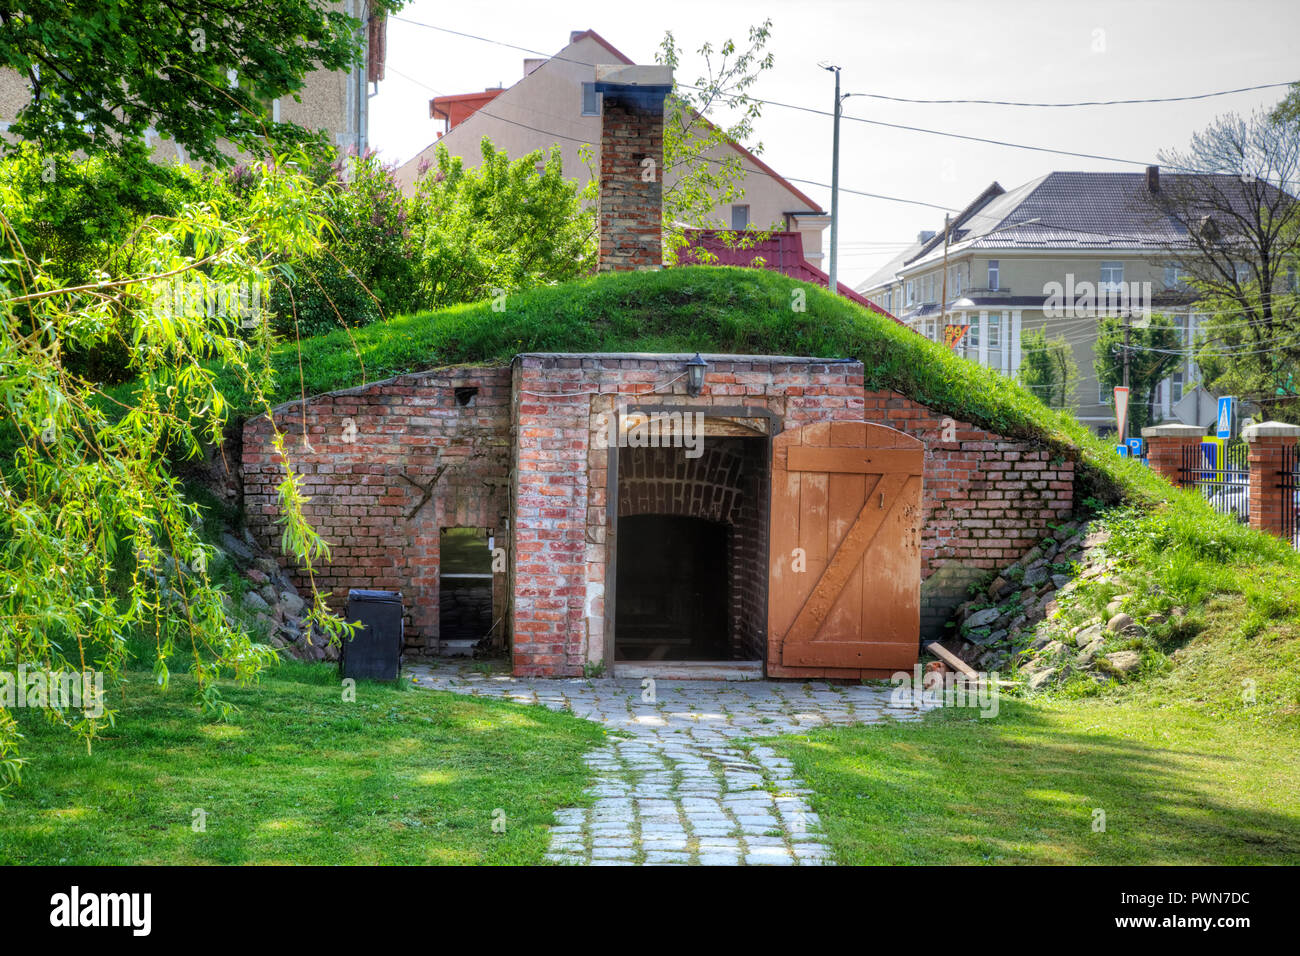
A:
[370, 0, 1300, 288]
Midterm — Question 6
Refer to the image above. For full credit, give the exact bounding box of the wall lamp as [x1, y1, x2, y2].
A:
[685, 353, 709, 397]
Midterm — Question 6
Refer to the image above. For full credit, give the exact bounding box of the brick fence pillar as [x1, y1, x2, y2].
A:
[1243, 421, 1300, 538]
[1141, 423, 1206, 486]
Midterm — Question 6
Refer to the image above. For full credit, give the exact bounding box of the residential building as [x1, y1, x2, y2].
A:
[393, 30, 830, 267]
[0, 1, 386, 162]
[858, 169, 1218, 431]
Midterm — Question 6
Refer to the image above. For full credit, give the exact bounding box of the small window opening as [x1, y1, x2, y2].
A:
[454, 386, 478, 406]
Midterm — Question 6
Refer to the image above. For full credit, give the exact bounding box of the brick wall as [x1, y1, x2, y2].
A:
[511, 354, 867, 676]
[242, 367, 512, 658]
[240, 354, 1078, 676]
[1247, 433, 1297, 538]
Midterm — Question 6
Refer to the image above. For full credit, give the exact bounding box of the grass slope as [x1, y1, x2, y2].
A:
[0, 659, 604, 865]
[188, 266, 1159, 504]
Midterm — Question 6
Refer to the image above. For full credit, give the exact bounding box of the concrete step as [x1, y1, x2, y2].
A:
[613, 661, 763, 681]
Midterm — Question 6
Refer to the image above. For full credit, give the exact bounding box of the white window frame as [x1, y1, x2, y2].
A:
[1100, 260, 1124, 292]
[987, 260, 999, 290]
[581, 82, 600, 116]
[730, 204, 750, 230]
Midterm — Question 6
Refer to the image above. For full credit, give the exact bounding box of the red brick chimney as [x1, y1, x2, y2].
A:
[594, 64, 673, 272]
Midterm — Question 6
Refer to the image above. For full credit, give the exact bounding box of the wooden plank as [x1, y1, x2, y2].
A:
[767, 430, 804, 661]
[799, 470, 829, 566]
[784, 640, 918, 670]
[787, 446, 924, 477]
[782, 472, 909, 662]
[829, 420, 866, 448]
[823, 471, 868, 640]
[857, 473, 923, 651]
[924, 642, 978, 678]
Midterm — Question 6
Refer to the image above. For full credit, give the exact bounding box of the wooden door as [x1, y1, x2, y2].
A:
[767, 420, 924, 679]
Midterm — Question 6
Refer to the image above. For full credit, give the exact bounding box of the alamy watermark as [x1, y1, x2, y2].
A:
[0, 666, 105, 719]
[890, 664, 1000, 717]
[151, 276, 267, 328]
[593, 403, 705, 459]
[1042, 275, 1152, 325]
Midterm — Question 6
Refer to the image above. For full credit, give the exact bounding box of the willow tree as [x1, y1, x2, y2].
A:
[0, 156, 351, 789]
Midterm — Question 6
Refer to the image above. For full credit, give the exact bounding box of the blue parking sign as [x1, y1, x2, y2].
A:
[1116, 444, 1129, 458]
[1127, 437, 1144, 458]
[1216, 396, 1235, 439]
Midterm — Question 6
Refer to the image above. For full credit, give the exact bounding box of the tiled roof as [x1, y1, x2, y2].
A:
[860, 169, 1292, 290]
[683, 231, 904, 324]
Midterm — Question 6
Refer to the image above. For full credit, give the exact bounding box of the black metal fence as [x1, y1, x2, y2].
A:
[1180, 440, 1250, 523]
[1282, 443, 1299, 548]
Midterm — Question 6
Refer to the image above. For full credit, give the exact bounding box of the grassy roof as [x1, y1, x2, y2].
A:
[223, 266, 1164, 503]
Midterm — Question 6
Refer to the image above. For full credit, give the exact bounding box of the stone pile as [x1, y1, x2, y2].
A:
[217, 529, 339, 663]
[937, 519, 1172, 691]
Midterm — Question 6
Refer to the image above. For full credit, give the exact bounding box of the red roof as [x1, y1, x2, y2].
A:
[431, 89, 505, 131]
[681, 230, 903, 324]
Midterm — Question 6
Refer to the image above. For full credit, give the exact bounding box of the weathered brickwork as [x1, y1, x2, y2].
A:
[511, 354, 866, 676]
[242, 368, 512, 659]
[240, 355, 1077, 677]
[1247, 431, 1299, 538]
[597, 92, 664, 272]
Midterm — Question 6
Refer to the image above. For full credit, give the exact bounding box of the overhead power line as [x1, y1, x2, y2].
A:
[387, 16, 1276, 174]
[386, 64, 960, 213]
[850, 81, 1299, 108]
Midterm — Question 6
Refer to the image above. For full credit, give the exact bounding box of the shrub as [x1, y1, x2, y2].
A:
[408, 138, 596, 309]
[265, 151, 419, 339]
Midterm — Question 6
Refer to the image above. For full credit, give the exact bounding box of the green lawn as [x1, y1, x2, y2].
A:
[776, 542, 1300, 866]
[0, 660, 604, 865]
[777, 699, 1299, 865]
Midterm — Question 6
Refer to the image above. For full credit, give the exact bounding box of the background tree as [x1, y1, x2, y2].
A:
[657, 20, 776, 264]
[1094, 315, 1183, 434]
[1149, 107, 1300, 417]
[408, 139, 595, 309]
[0, 0, 404, 164]
[266, 150, 420, 339]
[1018, 328, 1079, 410]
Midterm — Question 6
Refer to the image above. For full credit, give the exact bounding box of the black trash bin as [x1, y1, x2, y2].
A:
[341, 589, 404, 681]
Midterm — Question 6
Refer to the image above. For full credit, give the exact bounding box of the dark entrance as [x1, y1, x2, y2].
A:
[615, 515, 727, 660]
[438, 527, 494, 652]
